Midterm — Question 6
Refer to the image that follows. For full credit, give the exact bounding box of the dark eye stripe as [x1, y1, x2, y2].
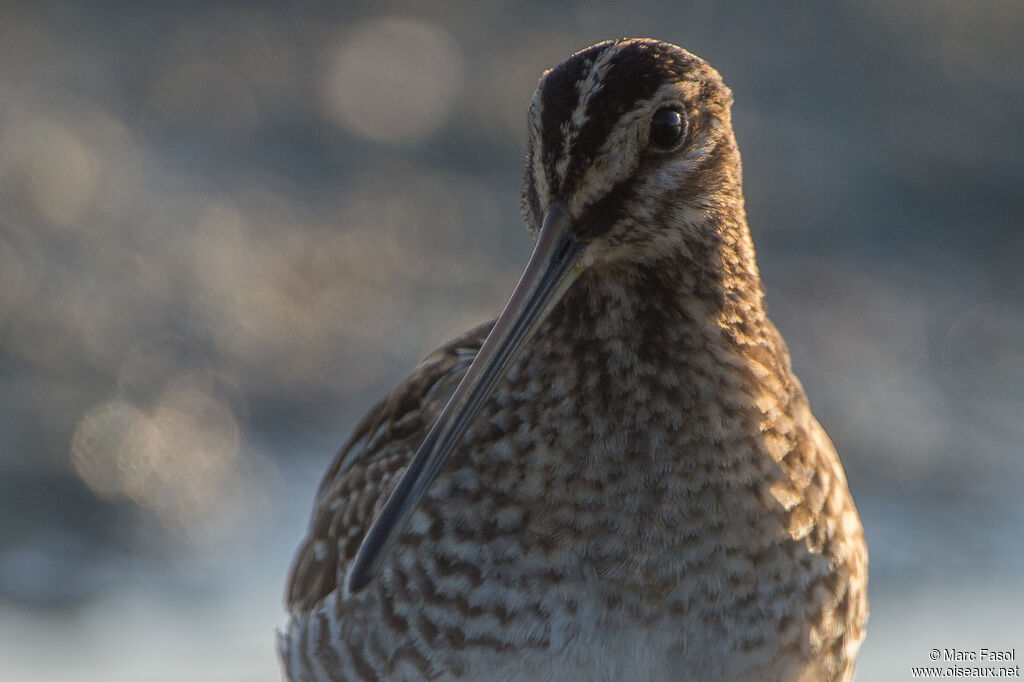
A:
[575, 174, 637, 239]
[574, 134, 730, 240]
[546, 42, 699, 200]
[574, 146, 666, 240]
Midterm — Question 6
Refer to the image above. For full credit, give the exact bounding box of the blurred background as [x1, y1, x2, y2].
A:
[1, 1, 1021, 680]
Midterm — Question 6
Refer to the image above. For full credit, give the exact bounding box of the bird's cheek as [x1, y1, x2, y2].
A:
[574, 233, 640, 270]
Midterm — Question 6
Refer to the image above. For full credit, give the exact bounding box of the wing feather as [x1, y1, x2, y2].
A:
[285, 321, 494, 613]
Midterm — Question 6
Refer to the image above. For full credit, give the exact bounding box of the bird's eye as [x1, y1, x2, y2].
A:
[650, 108, 685, 148]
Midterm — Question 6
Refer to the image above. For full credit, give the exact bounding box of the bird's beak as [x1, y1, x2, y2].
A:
[346, 202, 586, 593]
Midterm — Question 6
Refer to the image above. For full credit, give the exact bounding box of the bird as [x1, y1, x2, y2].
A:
[280, 38, 868, 682]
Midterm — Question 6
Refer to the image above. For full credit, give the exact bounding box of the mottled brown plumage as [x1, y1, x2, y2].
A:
[281, 38, 867, 681]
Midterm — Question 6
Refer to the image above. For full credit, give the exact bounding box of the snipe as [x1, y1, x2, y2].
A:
[281, 38, 868, 682]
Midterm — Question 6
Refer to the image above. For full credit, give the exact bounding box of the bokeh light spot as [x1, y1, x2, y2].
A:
[1, 121, 99, 228]
[71, 401, 147, 499]
[71, 374, 250, 536]
[322, 17, 464, 142]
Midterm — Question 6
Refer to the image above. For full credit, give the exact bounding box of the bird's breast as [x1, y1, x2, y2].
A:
[413, 320, 792, 596]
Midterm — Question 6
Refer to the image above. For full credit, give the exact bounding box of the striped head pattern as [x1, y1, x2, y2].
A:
[521, 39, 746, 269]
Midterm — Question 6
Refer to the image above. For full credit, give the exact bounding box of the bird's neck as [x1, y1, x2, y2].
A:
[522, 210, 796, 452]
[562, 211, 769, 360]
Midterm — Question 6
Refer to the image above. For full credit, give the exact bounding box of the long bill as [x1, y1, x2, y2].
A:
[345, 202, 586, 593]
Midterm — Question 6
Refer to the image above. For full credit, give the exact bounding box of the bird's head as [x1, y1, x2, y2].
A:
[522, 38, 743, 271]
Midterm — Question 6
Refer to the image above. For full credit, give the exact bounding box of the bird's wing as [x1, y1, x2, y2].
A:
[285, 320, 494, 614]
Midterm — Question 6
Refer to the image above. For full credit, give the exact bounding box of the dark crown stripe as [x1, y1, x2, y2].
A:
[562, 42, 696, 199]
[538, 41, 614, 196]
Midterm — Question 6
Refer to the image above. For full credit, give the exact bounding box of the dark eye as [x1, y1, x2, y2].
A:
[650, 108, 685, 148]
